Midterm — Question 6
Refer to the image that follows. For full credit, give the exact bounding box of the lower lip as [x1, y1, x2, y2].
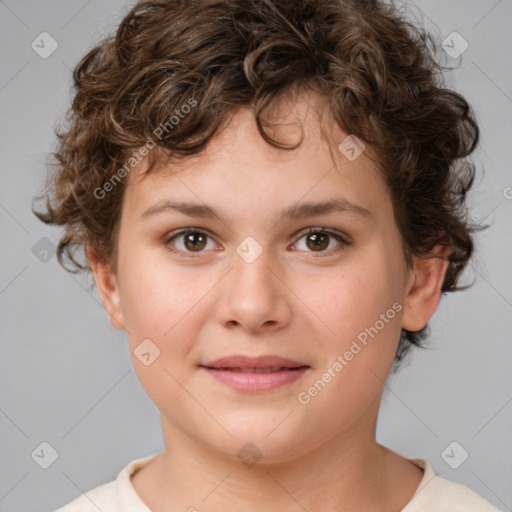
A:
[201, 367, 309, 392]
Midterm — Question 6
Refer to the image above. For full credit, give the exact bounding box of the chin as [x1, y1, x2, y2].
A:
[203, 421, 315, 464]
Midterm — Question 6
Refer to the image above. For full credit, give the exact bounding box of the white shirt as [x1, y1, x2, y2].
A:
[54, 453, 502, 511]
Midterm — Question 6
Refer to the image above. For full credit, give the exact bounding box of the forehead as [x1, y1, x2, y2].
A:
[122, 92, 390, 226]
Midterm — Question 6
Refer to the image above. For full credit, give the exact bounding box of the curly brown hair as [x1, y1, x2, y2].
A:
[32, 0, 481, 365]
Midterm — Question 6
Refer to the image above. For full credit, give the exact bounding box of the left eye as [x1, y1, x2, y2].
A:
[293, 228, 348, 256]
[164, 228, 349, 257]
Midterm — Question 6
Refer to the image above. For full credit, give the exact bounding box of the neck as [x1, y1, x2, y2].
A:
[132, 410, 422, 512]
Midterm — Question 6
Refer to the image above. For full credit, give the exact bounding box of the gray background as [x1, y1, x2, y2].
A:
[1, 1, 511, 511]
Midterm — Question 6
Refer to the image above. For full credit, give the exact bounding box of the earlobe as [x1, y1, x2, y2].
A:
[86, 245, 125, 331]
[401, 244, 453, 332]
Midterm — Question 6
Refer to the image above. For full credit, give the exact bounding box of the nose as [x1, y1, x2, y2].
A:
[215, 246, 292, 334]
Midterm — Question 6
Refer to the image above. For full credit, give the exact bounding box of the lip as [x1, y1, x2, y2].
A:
[199, 355, 310, 393]
[201, 354, 307, 370]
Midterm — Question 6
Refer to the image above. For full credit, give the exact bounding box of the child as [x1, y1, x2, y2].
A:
[33, 0, 501, 510]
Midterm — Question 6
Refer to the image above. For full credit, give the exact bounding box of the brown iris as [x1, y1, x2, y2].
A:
[184, 231, 207, 251]
[305, 232, 329, 251]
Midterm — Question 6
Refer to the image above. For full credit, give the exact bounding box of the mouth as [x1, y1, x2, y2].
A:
[199, 355, 310, 392]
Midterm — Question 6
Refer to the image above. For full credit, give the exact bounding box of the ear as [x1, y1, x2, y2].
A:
[87, 245, 125, 331]
[402, 244, 453, 332]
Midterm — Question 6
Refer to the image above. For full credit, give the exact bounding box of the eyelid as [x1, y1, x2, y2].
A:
[164, 226, 351, 257]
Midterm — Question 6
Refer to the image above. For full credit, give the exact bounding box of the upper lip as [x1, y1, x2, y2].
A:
[200, 355, 308, 370]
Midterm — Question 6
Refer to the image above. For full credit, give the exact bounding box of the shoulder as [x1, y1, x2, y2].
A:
[425, 475, 503, 511]
[53, 453, 158, 512]
[54, 480, 118, 512]
[402, 459, 503, 512]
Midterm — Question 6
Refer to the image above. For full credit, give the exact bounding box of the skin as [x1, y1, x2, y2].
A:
[88, 91, 451, 511]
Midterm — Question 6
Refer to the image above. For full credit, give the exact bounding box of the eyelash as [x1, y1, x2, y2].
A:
[164, 227, 350, 258]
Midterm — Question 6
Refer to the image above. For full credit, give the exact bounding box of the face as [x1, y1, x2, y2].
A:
[91, 92, 446, 464]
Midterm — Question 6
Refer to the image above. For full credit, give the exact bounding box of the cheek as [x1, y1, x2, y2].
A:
[313, 254, 401, 341]
[302, 263, 403, 419]
[117, 247, 195, 338]
[304, 251, 406, 409]
[119, 263, 200, 412]
[118, 252, 214, 382]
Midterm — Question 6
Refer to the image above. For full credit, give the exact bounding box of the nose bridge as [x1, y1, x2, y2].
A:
[216, 235, 290, 332]
[231, 236, 279, 304]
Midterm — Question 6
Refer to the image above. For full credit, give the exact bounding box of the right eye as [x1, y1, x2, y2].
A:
[164, 228, 218, 256]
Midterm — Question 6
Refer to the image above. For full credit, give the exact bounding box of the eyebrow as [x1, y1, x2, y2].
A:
[140, 198, 373, 225]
